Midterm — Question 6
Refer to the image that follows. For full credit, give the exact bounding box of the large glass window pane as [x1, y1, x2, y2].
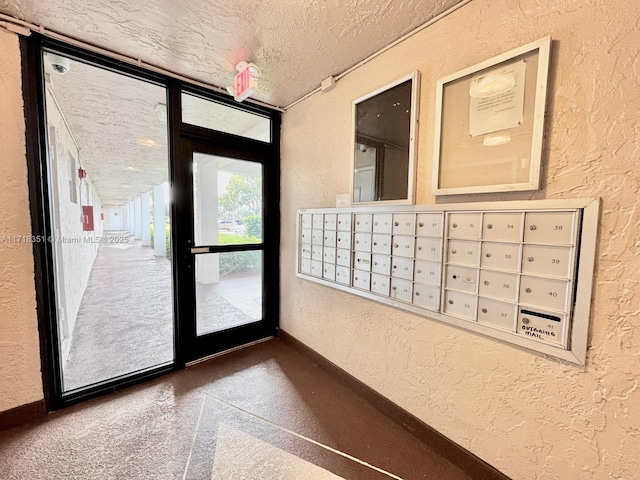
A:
[196, 252, 262, 335]
[182, 93, 271, 142]
[193, 153, 263, 246]
[42, 50, 173, 392]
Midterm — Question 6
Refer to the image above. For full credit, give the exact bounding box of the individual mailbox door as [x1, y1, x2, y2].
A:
[447, 239, 481, 266]
[414, 260, 441, 285]
[352, 270, 371, 290]
[481, 242, 520, 271]
[354, 233, 372, 252]
[371, 234, 392, 255]
[521, 244, 573, 278]
[390, 278, 413, 303]
[353, 251, 372, 271]
[312, 214, 324, 229]
[335, 265, 350, 285]
[323, 247, 336, 264]
[373, 213, 393, 234]
[312, 244, 323, 261]
[324, 213, 337, 230]
[415, 237, 442, 261]
[335, 249, 351, 267]
[370, 273, 391, 296]
[391, 256, 414, 280]
[311, 230, 323, 246]
[392, 235, 415, 258]
[311, 260, 323, 277]
[301, 229, 312, 244]
[300, 258, 311, 275]
[392, 213, 415, 235]
[413, 284, 440, 310]
[517, 308, 565, 345]
[323, 230, 337, 248]
[416, 213, 443, 237]
[354, 213, 373, 232]
[300, 245, 312, 259]
[371, 254, 392, 275]
[524, 211, 576, 244]
[482, 212, 523, 242]
[337, 213, 352, 231]
[336, 231, 351, 250]
[448, 213, 482, 239]
[479, 270, 518, 302]
[323, 263, 336, 281]
[301, 214, 312, 229]
[477, 297, 516, 331]
[445, 265, 478, 293]
[443, 290, 477, 319]
[519, 276, 569, 312]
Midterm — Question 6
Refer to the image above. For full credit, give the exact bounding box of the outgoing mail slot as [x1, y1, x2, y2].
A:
[371, 234, 392, 255]
[390, 278, 413, 303]
[415, 237, 442, 261]
[480, 242, 520, 271]
[312, 214, 324, 229]
[447, 212, 482, 239]
[352, 270, 371, 290]
[413, 284, 440, 310]
[478, 270, 518, 302]
[324, 213, 337, 230]
[301, 214, 312, 229]
[524, 211, 576, 245]
[336, 248, 351, 267]
[300, 245, 312, 259]
[323, 263, 336, 281]
[311, 260, 323, 277]
[323, 247, 336, 264]
[336, 231, 352, 250]
[447, 239, 481, 266]
[477, 297, 517, 331]
[392, 213, 416, 235]
[311, 244, 323, 261]
[519, 276, 569, 312]
[354, 213, 373, 232]
[337, 213, 352, 231]
[416, 213, 443, 237]
[323, 230, 337, 248]
[521, 244, 573, 278]
[311, 230, 323, 245]
[371, 254, 392, 275]
[301, 229, 312, 244]
[517, 308, 566, 346]
[371, 273, 391, 296]
[445, 265, 478, 293]
[391, 256, 414, 280]
[482, 212, 523, 242]
[392, 235, 415, 257]
[353, 251, 372, 271]
[335, 265, 350, 285]
[443, 290, 477, 319]
[414, 260, 441, 285]
[300, 257, 311, 274]
[372, 213, 393, 233]
[354, 232, 372, 252]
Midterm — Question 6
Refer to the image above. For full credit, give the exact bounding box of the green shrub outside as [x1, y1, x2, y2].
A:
[218, 232, 261, 275]
[244, 215, 262, 238]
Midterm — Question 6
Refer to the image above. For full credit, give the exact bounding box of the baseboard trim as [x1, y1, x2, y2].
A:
[0, 400, 47, 432]
[279, 330, 509, 480]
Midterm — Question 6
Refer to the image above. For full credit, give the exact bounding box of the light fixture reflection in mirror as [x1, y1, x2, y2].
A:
[351, 71, 420, 205]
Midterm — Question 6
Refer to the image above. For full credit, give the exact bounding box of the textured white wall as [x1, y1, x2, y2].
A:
[0, 28, 43, 411]
[280, 0, 640, 478]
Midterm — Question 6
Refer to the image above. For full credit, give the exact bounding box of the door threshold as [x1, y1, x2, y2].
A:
[185, 336, 275, 367]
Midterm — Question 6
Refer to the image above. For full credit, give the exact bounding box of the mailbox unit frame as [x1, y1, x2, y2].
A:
[295, 198, 599, 365]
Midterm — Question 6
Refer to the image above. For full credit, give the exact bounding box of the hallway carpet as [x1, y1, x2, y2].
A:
[0, 339, 471, 479]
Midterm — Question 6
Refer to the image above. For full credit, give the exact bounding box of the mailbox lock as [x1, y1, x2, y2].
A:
[418, 246, 423, 251]
[373, 261, 378, 266]
[527, 257, 534, 262]
[481, 308, 488, 313]
[356, 240, 360, 244]
[357, 258, 361, 262]
[487, 224, 493, 229]
[373, 242, 378, 246]
[417, 269, 422, 274]
[452, 249, 457, 254]
[392, 286, 397, 291]
[452, 223, 458, 228]
[529, 225, 537, 231]
[415, 292, 420, 296]
[485, 253, 492, 258]
[522, 317, 530, 325]
[394, 221, 399, 226]
[419, 222, 424, 227]
[374, 222, 378, 225]
[525, 288, 532, 293]
[448, 299, 454, 304]
[393, 265, 397, 269]
[394, 244, 399, 248]
[484, 280, 490, 286]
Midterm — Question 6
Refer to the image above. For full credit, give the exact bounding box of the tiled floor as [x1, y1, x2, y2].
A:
[0, 339, 471, 480]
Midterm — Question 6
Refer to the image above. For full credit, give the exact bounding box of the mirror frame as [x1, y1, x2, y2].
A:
[350, 70, 420, 206]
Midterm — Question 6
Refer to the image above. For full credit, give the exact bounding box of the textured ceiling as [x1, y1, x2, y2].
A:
[1, 0, 464, 107]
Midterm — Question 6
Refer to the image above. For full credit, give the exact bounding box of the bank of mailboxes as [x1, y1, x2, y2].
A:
[297, 200, 600, 364]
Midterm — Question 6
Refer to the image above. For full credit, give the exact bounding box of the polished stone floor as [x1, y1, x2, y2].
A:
[0, 340, 471, 480]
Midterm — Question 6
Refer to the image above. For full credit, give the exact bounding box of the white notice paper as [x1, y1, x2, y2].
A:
[469, 60, 526, 137]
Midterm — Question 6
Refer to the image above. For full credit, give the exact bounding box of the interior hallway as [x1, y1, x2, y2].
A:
[0, 340, 472, 479]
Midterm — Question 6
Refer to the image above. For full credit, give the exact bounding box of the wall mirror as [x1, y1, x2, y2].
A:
[351, 71, 420, 205]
